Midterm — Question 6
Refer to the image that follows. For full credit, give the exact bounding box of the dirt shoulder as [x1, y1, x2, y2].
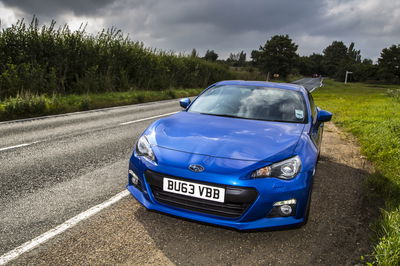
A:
[11, 123, 376, 265]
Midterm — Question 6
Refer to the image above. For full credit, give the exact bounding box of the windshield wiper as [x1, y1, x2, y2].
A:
[200, 113, 241, 119]
[199, 112, 301, 123]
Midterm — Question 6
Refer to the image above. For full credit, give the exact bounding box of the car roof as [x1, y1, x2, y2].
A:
[213, 80, 305, 92]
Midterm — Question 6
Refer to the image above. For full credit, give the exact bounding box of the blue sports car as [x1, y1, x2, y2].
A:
[127, 80, 332, 230]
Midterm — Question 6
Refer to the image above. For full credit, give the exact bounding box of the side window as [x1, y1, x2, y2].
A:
[308, 93, 317, 122]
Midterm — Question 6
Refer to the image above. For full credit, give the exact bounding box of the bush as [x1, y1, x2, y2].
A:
[0, 18, 234, 100]
[3, 93, 47, 118]
[387, 89, 400, 102]
[0, 88, 204, 121]
[79, 96, 91, 110]
[166, 90, 176, 99]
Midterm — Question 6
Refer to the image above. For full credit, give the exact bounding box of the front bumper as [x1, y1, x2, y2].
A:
[127, 184, 306, 230]
[127, 155, 313, 230]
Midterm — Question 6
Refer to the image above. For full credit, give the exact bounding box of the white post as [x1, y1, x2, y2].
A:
[345, 71, 353, 84]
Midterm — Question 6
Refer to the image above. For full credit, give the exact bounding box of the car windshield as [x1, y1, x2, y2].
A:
[188, 85, 307, 123]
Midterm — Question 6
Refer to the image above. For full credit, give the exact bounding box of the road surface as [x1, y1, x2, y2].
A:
[0, 78, 373, 265]
[292, 77, 323, 92]
[0, 99, 180, 256]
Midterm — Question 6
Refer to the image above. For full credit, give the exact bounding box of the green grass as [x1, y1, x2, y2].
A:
[313, 79, 400, 265]
[0, 69, 283, 122]
[0, 88, 203, 121]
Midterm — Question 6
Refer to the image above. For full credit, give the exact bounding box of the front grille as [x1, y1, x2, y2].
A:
[145, 170, 258, 218]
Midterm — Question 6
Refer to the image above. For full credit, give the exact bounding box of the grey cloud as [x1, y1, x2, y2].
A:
[1, 0, 114, 16]
[99, 0, 327, 56]
[152, 0, 324, 34]
[1, 0, 399, 60]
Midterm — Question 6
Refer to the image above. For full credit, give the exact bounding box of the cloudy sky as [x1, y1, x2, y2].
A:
[1, 0, 399, 61]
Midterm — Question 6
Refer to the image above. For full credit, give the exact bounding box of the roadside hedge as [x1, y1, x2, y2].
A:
[0, 18, 234, 100]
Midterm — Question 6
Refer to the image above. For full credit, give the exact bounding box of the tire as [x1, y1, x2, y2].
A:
[302, 177, 314, 226]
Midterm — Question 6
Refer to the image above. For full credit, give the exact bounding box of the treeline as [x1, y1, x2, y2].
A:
[192, 48, 248, 68]
[250, 35, 400, 83]
[297, 41, 383, 83]
[2, 18, 399, 101]
[0, 18, 234, 99]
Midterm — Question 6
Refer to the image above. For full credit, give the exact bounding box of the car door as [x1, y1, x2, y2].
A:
[308, 92, 323, 150]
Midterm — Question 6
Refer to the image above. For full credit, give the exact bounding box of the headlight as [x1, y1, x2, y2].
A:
[136, 135, 156, 162]
[251, 156, 301, 179]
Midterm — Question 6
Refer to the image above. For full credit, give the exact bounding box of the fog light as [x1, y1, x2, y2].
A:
[129, 170, 139, 185]
[279, 204, 292, 216]
[273, 198, 297, 206]
[267, 198, 297, 218]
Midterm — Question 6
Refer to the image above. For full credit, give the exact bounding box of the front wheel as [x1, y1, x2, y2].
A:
[301, 177, 314, 226]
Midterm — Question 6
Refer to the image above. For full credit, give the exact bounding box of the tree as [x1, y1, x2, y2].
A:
[296, 53, 325, 76]
[378, 44, 400, 83]
[190, 48, 198, 58]
[347, 42, 361, 63]
[227, 51, 246, 67]
[322, 41, 348, 76]
[309, 53, 325, 75]
[203, 50, 218, 61]
[353, 59, 378, 82]
[322, 41, 363, 80]
[251, 35, 298, 78]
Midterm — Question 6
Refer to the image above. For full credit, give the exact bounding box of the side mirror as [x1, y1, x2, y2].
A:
[179, 98, 191, 109]
[317, 109, 332, 122]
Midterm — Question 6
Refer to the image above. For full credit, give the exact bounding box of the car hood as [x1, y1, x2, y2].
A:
[146, 111, 305, 162]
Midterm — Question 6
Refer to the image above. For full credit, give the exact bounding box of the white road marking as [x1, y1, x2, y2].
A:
[0, 111, 179, 152]
[119, 111, 178, 125]
[309, 78, 324, 93]
[0, 190, 130, 265]
[0, 111, 179, 261]
[0, 141, 40, 152]
[0, 98, 178, 126]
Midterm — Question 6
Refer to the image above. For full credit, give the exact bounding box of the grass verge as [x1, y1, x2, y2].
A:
[0, 89, 203, 121]
[313, 79, 400, 265]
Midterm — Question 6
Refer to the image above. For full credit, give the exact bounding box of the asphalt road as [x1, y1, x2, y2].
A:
[292, 77, 323, 92]
[0, 99, 181, 255]
[2, 77, 370, 265]
[6, 124, 374, 265]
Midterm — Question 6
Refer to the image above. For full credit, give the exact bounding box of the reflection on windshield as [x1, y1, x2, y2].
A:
[188, 85, 306, 123]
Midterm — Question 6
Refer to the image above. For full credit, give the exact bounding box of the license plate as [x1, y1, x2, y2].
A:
[163, 177, 225, 203]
